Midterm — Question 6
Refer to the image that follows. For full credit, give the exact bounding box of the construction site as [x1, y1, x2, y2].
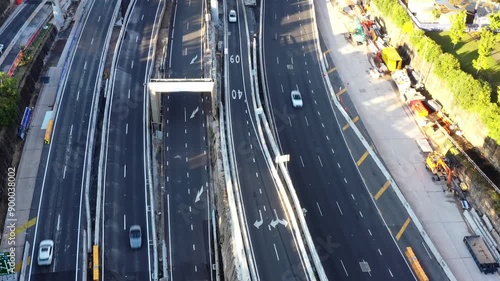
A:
[340, 0, 500, 276]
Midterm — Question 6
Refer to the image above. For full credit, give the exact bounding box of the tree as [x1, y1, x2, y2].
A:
[449, 11, 467, 48]
[488, 10, 500, 31]
[478, 28, 496, 57]
[472, 54, 488, 74]
[0, 72, 19, 127]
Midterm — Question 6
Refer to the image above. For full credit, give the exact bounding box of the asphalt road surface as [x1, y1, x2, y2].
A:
[226, 1, 309, 279]
[27, 0, 119, 280]
[101, 0, 163, 280]
[261, 0, 416, 280]
[163, 0, 213, 279]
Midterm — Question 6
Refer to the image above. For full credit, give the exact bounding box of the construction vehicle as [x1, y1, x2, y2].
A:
[425, 151, 453, 187]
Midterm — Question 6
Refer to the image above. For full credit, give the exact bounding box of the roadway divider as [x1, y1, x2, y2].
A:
[43, 119, 53, 144]
[144, 0, 165, 279]
[219, 102, 251, 280]
[250, 37, 316, 280]
[256, 2, 328, 279]
[307, 0, 457, 279]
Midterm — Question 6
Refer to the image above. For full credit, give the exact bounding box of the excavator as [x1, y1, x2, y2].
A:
[425, 152, 454, 188]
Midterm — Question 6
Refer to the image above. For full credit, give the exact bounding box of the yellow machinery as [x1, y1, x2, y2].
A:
[425, 152, 452, 188]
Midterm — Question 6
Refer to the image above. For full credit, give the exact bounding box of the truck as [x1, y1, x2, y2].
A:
[463, 235, 499, 274]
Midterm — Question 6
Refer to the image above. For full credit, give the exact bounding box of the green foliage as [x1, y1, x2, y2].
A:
[431, 9, 441, 20]
[371, 1, 500, 144]
[473, 54, 488, 74]
[478, 29, 496, 57]
[0, 73, 19, 127]
[488, 10, 500, 31]
[449, 11, 466, 47]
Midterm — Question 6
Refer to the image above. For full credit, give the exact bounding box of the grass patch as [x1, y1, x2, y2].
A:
[426, 31, 500, 88]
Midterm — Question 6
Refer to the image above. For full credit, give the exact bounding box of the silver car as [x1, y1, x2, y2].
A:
[37, 240, 54, 266]
[129, 225, 142, 249]
[228, 10, 237, 23]
[291, 90, 303, 108]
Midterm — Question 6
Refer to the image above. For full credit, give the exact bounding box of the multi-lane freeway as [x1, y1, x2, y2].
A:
[101, 0, 162, 279]
[262, 0, 417, 280]
[226, 0, 310, 279]
[163, 0, 213, 279]
[28, 0, 119, 280]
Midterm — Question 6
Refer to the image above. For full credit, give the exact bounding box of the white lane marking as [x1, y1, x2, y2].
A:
[316, 202, 323, 216]
[308, 79, 311, 84]
[344, 178, 347, 183]
[368, 229, 372, 236]
[186, 157, 188, 162]
[187, 172, 189, 178]
[184, 107, 187, 122]
[189, 206, 192, 212]
[185, 143, 187, 148]
[192, 244, 196, 251]
[123, 165, 127, 177]
[69, 125, 73, 136]
[125, 123, 128, 134]
[131, 61, 134, 69]
[299, 156, 305, 167]
[318, 155, 323, 167]
[256, 172, 259, 178]
[280, 84, 284, 93]
[63, 166, 67, 179]
[273, 244, 280, 261]
[83, 61, 87, 70]
[253, 158, 255, 163]
[351, 194, 355, 200]
[331, 148, 335, 154]
[188, 189, 190, 195]
[337, 163, 341, 168]
[90, 38, 94, 45]
[168, 194, 173, 281]
[98, 16, 101, 22]
[259, 189, 262, 194]
[291, 57, 294, 65]
[194, 265, 197, 272]
[378, 249, 383, 255]
[322, 123, 325, 128]
[288, 116, 292, 126]
[276, 57, 279, 64]
[336, 201, 343, 215]
[326, 135, 330, 141]
[263, 205, 266, 211]
[76, 91, 80, 101]
[191, 224, 193, 231]
[304, 116, 309, 126]
[190, 55, 197, 64]
[141, 14, 144, 20]
[388, 269, 393, 277]
[128, 89, 130, 99]
[136, 36, 139, 43]
[359, 211, 364, 218]
[340, 259, 348, 276]
[124, 215, 126, 230]
[57, 214, 61, 231]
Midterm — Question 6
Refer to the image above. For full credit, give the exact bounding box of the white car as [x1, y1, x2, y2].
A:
[37, 240, 54, 266]
[291, 90, 303, 108]
[228, 10, 237, 23]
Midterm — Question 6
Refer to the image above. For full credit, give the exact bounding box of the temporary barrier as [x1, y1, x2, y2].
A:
[405, 247, 429, 281]
[44, 119, 53, 144]
[93, 245, 99, 281]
